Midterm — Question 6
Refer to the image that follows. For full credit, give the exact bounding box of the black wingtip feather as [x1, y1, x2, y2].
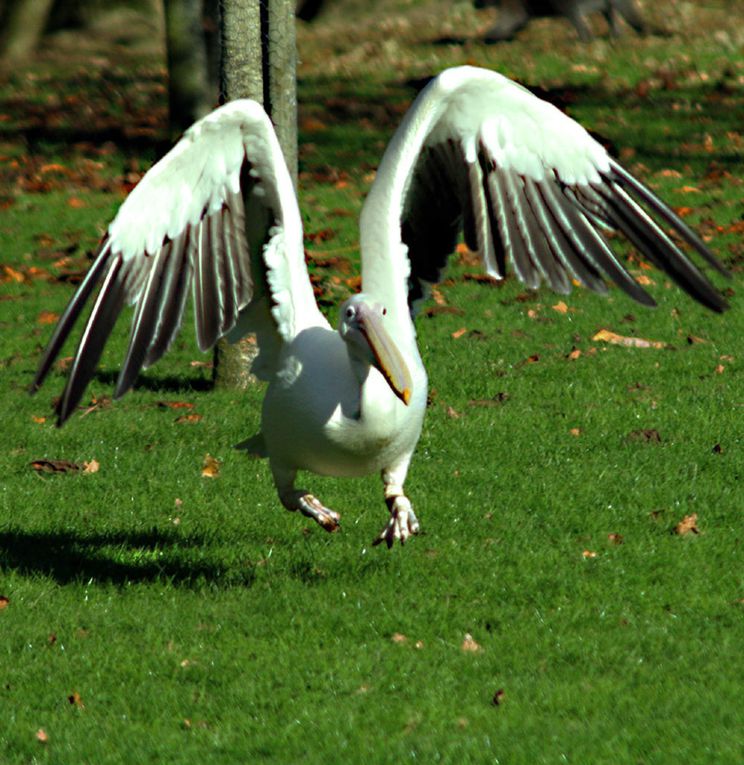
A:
[30, 240, 113, 396]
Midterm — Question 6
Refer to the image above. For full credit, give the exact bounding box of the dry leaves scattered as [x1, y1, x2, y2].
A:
[592, 329, 668, 349]
[675, 513, 700, 536]
[461, 633, 482, 653]
[201, 454, 221, 479]
[30, 459, 99, 474]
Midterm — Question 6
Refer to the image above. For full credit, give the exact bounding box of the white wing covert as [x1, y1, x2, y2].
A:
[31, 99, 322, 424]
[360, 66, 727, 322]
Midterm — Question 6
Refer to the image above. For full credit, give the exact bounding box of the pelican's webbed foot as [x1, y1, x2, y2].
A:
[373, 494, 420, 548]
[281, 489, 341, 533]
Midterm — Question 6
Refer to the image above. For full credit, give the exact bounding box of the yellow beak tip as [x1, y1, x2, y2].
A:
[402, 388, 411, 406]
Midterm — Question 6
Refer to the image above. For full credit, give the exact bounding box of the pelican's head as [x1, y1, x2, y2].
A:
[338, 294, 412, 406]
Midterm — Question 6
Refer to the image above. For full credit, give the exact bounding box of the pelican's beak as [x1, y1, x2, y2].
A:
[357, 306, 412, 406]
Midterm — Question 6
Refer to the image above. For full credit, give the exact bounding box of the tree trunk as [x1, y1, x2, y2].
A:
[163, 0, 213, 135]
[0, 0, 55, 62]
[213, 0, 297, 389]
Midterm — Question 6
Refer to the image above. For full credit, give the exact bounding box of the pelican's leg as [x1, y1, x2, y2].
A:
[271, 463, 341, 533]
[373, 454, 420, 548]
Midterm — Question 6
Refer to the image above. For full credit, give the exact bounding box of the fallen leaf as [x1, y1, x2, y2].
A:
[592, 329, 667, 349]
[82, 459, 99, 474]
[451, 327, 468, 339]
[0, 595, 9, 609]
[552, 301, 570, 314]
[446, 405, 461, 419]
[675, 513, 700, 535]
[517, 353, 540, 367]
[201, 454, 221, 478]
[175, 414, 203, 424]
[712, 443, 723, 454]
[566, 348, 582, 360]
[31, 416, 46, 424]
[714, 364, 725, 374]
[67, 196, 86, 208]
[569, 428, 582, 437]
[158, 400, 194, 410]
[30, 459, 81, 473]
[37, 310, 60, 325]
[635, 274, 655, 286]
[492, 688, 506, 706]
[68, 691, 84, 709]
[626, 429, 662, 443]
[461, 633, 481, 652]
[391, 632, 407, 644]
[582, 550, 598, 559]
[35, 729, 49, 744]
[607, 533, 624, 545]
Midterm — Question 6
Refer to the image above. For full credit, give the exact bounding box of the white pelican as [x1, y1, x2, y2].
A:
[31, 66, 727, 547]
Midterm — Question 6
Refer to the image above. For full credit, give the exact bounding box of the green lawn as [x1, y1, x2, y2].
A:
[1, 1, 743, 763]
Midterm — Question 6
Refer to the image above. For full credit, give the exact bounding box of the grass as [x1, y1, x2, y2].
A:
[1, 1, 743, 762]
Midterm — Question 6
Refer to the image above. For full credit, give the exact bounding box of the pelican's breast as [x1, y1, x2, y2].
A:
[262, 326, 426, 477]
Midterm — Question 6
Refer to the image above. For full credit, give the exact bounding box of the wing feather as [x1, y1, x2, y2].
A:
[361, 65, 727, 323]
[33, 99, 324, 424]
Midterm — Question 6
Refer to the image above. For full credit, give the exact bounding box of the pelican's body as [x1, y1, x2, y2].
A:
[32, 66, 727, 546]
[262, 324, 425, 478]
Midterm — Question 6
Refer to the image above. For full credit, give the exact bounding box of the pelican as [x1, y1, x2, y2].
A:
[31, 66, 727, 547]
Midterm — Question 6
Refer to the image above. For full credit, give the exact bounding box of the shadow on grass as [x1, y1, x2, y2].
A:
[93, 369, 215, 395]
[0, 527, 256, 588]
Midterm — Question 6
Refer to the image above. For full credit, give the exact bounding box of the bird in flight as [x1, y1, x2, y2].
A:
[31, 66, 728, 547]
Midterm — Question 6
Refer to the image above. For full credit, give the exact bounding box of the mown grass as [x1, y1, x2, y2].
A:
[1, 1, 743, 763]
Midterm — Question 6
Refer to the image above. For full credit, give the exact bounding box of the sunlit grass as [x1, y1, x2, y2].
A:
[1, 1, 743, 763]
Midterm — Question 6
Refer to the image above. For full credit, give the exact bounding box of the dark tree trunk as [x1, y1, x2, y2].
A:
[213, 0, 297, 389]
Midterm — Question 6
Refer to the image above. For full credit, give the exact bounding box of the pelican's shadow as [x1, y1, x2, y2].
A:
[0, 527, 255, 587]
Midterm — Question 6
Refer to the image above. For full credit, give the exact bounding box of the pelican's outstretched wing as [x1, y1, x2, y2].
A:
[31, 100, 324, 424]
[360, 66, 728, 326]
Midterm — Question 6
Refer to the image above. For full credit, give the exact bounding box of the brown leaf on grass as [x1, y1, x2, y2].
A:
[201, 454, 221, 478]
[582, 549, 598, 558]
[516, 353, 540, 367]
[627, 429, 662, 443]
[31, 459, 81, 473]
[492, 688, 506, 706]
[68, 691, 85, 709]
[566, 348, 582, 360]
[675, 513, 700, 536]
[607, 533, 624, 545]
[31, 416, 46, 424]
[462, 272, 501, 285]
[82, 460, 100, 474]
[67, 196, 86, 209]
[592, 329, 667, 349]
[305, 227, 336, 244]
[714, 364, 725, 374]
[0, 595, 9, 609]
[175, 414, 203, 424]
[158, 401, 194, 410]
[569, 428, 582, 437]
[422, 305, 464, 318]
[635, 274, 655, 286]
[35, 729, 49, 744]
[37, 310, 60, 325]
[446, 405, 461, 419]
[552, 301, 574, 314]
[451, 327, 468, 339]
[712, 443, 723, 454]
[686, 334, 707, 345]
[461, 633, 481, 652]
[391, 632, 407, 644]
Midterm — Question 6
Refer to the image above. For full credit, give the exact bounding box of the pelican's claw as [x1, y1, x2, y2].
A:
[373, 496, 420, 548]
[296, 493, 341, 533]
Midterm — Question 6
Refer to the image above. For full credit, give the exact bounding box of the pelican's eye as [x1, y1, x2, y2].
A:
[381, 307, 387, 316]
[345, 305, 355, 320]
